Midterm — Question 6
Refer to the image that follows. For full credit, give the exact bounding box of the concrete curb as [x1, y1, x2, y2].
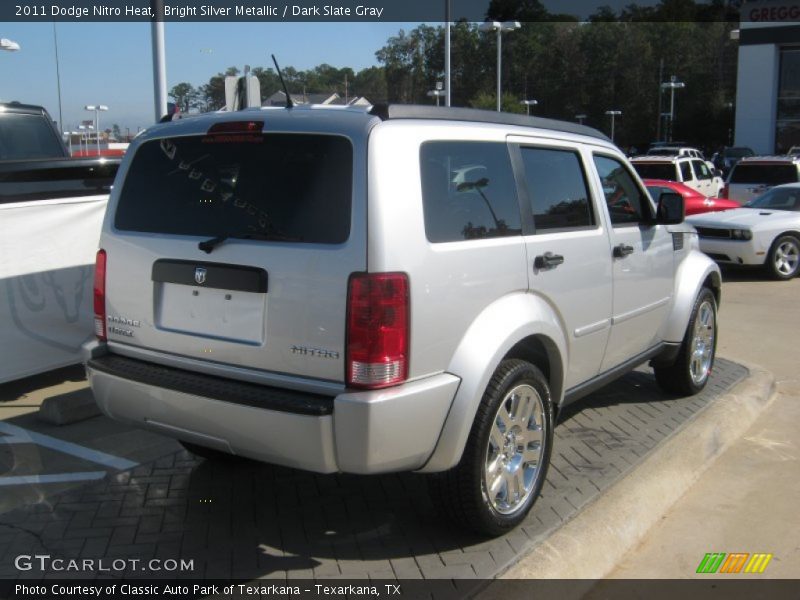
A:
[499, 361, 776, 580]
[37, 388, 101, 426]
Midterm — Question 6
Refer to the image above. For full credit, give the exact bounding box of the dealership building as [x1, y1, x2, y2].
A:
[736, 0, 800, 153]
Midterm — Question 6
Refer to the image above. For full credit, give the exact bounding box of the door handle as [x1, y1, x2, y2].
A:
[534, 252, 565, 270]
[613, 244, 634, 258]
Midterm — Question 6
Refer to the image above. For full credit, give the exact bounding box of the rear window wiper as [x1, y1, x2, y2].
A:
[198, 231, 303, 253]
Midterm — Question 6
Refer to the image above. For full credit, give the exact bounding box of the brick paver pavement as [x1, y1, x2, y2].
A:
[0, 360, 746, 589]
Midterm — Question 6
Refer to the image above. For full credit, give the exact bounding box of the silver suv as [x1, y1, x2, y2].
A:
[724, 155, 800, 203]
[84, 105, 721, 535]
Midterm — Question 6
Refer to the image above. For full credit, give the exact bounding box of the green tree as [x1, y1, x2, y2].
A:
[353, 66, 387, 103]
[169, 82, 200, 113]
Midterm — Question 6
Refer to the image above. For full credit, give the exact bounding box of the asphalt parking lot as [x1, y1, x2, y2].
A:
[0, 357, 746, 590]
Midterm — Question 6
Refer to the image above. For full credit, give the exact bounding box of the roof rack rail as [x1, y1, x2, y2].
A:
[368, 103, 610, 142]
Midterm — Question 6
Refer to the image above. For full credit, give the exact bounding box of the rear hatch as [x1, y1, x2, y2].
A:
[101, 119, 364, 385]
[727, 162, 799, 203]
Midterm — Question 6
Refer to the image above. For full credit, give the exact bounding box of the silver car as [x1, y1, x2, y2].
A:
[85, 104, 720, 536]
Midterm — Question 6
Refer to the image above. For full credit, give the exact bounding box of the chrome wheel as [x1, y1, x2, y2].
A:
[483, 384, 546, 515]
[773, 239, 799, 277]
[689, 298, 715, 386]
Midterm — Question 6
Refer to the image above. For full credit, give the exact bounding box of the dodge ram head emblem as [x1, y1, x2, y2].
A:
[194, 267, 207, 285]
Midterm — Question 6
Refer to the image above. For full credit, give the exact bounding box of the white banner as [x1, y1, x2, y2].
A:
[0, 196, 107, 384]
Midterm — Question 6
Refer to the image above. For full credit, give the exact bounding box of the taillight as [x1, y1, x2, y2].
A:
[720, 184, 728, 199]
[346, 273, 409, 389]
[93, 249, 107, 341]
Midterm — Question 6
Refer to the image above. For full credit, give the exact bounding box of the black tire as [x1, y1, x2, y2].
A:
[428, 359, 553, 536]
[766, 235, 800, 280]
[179, 440, 239, 462]
[654, 287, 717, 396]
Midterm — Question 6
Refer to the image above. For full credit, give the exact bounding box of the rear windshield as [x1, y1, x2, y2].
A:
[115, 133, 352, 244]
[729, 164, 798, 185]
[0, 113, 66, 160]
[724, 147, 754, 159]
[647, 148, 679, 156]
[632, 163, 677, 181]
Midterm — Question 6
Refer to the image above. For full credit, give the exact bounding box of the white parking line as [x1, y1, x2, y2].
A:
[0, 472, 107, 486]
[0, 421, 138, 470]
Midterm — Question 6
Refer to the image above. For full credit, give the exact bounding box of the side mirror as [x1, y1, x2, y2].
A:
[657, 192, 684, 224]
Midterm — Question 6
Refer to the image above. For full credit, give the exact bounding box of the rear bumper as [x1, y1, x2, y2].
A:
[85, 351, 459, 475]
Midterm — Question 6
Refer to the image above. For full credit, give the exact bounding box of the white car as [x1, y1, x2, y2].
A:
[687, 183, 800, 280]
[632, 155, 724, 198]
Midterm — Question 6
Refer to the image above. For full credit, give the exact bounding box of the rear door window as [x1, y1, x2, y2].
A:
[115, 133, 353, 244]
[420, 141, 521, 242]
[692, 160, 712, 180]
[680, 161, 693, 181]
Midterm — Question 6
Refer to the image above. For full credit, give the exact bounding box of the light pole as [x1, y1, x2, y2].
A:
[85, 105, 108, 156]
[521, 99, 538, 116]
[78, 124, 91, 155]
[444, 0, 451, 106]
[0, 38, 21, 52]
[605, 110, 622, 143]
[661, 76, 685, 143]
[479, 20, 521, 112]
[575, 113, 587, 125]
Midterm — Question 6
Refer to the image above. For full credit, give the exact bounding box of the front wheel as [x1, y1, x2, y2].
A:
[428, 360, 553, 536]
[767, 235, 800, 280]
[654, 287, 717, 396]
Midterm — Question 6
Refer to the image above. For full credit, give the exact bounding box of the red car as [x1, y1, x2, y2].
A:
[643, 179, 740, 216]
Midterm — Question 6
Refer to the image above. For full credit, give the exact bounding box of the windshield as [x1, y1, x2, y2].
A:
[115, 132, 353, 244]
[743, 187, 800, 211]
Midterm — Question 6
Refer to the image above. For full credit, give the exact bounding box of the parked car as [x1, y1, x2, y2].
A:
[646, 145, 704, 159]
[787, 146, 800, 155]
[631, 155, 725, 198]
[84, 104, 720, 536]
[723, 155, 800, 203]
[712, 146, 755, 175]
[0, 101, 120, 384]
[688, 183, 800, 280]
[643, 179, 740, 216]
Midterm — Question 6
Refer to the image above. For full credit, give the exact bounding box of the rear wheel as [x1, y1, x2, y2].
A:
[767, 235, 800, 280]
[654, 287, 717, 396]
[428, 360, 553, 536]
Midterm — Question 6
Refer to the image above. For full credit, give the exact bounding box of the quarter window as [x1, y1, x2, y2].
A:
[420, 142, 521, 242]
[519, 147, 594, 231]
[593, 155, 652, 225]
